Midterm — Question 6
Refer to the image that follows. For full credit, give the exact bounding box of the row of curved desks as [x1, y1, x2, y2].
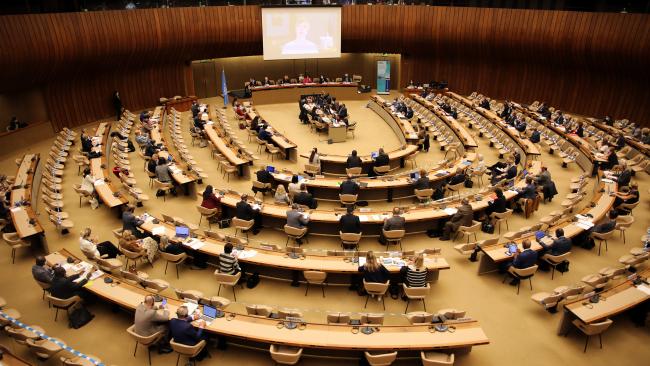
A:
[246, 108, 297, 160]
[409, 94, 478, 149]
[446, 92, 540, 161]
[220, 161, 541, 237]
[250, 83, 363, 105]
[585, 117, 650, 157]
[369, 95, 419, 144]
[89, 122, 128, 209]
[45, 249, 488, 354]
[477, 179, 618, 275]
[11, 154, 44, 240]
[512, 103, 599, 172]
[558, 268, 650, 334]
[203, 104, 252, 176]
[149, 111, 198, 190]
[139, 215, 449, 284]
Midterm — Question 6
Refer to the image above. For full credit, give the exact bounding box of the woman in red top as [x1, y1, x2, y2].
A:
[201, 185, 222, 222]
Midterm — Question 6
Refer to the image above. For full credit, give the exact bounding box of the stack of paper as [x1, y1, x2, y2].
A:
[151, 226, 166, 236]
[185, 238, 205, 250]
[443, 208, 458, 215]
[235, 250, 258, 259]
[576, 221, 594, 230]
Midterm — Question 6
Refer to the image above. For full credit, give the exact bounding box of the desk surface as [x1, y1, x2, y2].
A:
[371, 95, 419, 142]
[246, 109, 297, 151]
[149, 114, 196, 185]
[90, 123, 128, 208]
[410, 94, 478, 148]
[45, 249, 487, 351]
[251, 83, 364, 105]
[565, 268, 650, 323]
[10, 154, 44, 238]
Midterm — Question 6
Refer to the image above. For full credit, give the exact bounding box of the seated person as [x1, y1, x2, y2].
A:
[346, 150, 363, 169]
[440, 199, 473, 241]
[80, 167, 97, 197]
[122, 204, 147, 239]
[134, 295, 172, 353]
[32, 256, 55, 284]
[401, 253, 427, 288]
[253, 166, 273, 194]
[613, 183, 639, 211]
[340, 176, 360, 196]
[615, 163, 632, 187]
[7, 116, 27, 131]
[159, 235, 184, 255]
[530, 129, 541, 143]
[516, 176, 538, 208]
[147, 153, 159, 174]
[358, 251, 390, 284]
[413, 169, 430, 190]
[218, 243, 241, 275]
[119, 230, 145, 254]
[50, 266, 92, 301]
[80, 131, 93, 154]
[144, 141, 159, 157]
[249, 116, 261, 132]
[134, 130, 150, 146]
[371, 148, 390, 175]
[155, 157, 178, 195]
[539, 228, 572, 257]
[258, 126, 273, 142]
[235, 194, 262, 234]
[378, 207, 405, 245]
[506, 239, 538, 285]
[342, 73, 352, 82]
[447, 168, 466, 186]
[201, 185, 222, 221]
[293, 184, 317, 209]
[286, 204, 309, 244]
[287, 175, 302, 197]
[485, 188, 507, 219]
[573, 210, 618, 248]
[80, 227, 120, 259]
[274, 184, 290, 205]
[262, 76, 271, 86]
[280, 75, 291, 84]
[340, 205, 361, 234]
[169, 306, 209, 362]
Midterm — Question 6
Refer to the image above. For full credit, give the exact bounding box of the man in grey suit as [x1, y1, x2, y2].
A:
[134, 295, 172, 353]
[379, 207, 405, 245]
[32, 256, 54, 284]
[286, 204, 310, 244]
[440, 198, 473, 240]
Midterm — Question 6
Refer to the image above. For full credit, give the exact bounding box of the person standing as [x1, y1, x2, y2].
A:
[112, 91, 122, 121]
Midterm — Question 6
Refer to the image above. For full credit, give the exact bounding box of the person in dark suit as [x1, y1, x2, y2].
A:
[122, 204, 146, 239]
[50, 266, 91, 301]
[112, 91, 122, 121]
[358, 251, 390, 284]
[615, 133, 626, 151]
[517, 176, 538, 201]
[530, 130, 541, 143]
[338, 104, 348, 119]
[485, 188, 507, 218]
[515, 120, 527, 133]
[613, 184, 639, 212]
[575, 122, 584, 137]
[339, 205, 361, 234]
[405, 107, 414, 119]
[507, 239, 538, 285]
[293, 184, 317, 209]
[80, 131, 93, 154]
[540, 228, 571, 257]
[340, 176, 360, 196]
[479, 98, 490, 110]
[258, 127, 273, 142]
[252, 166, 273, 195]
[593, 210, 617, 234]
[342, 73, 352, 82]
[346, 150, 362, 169]
[413, 169, 430, 190]
[32, 256, 55, 284]
[378, 207, 405, 245]
[236, 194, 262, 234]
[440, 199, 473, 241]
[447, 168, 466, 186]
[169, 306, 209, 361]
[615, 164, 632, 187]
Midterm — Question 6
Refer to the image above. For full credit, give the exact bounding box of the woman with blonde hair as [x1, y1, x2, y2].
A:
[358, 250, 389, 283]
[119, 230, 144, 253]
[402, 253, 427, 288]
[79, 227, 119, 259]
[274, 184, 290, 205]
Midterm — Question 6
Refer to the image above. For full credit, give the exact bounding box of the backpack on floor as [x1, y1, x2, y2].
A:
[68, 304, 94, 329]
[556, 261, 570, 273]
[481, 222, 495, 234]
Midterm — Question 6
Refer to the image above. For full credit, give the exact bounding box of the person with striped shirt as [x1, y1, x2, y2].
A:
[402, 254, 427, 288]
[218, 243, 240, 275]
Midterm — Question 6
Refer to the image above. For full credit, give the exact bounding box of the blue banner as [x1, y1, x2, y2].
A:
[221, 68, 229, 106]
[376, 60, 390, 95]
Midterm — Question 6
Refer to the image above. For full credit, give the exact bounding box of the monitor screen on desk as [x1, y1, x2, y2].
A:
[262, 7, 341, 61]
[266, 166, 275, 173]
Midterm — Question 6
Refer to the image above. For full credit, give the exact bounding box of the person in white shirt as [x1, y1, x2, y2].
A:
[308, 148, 320, 166]
[287, 175, 302, 198]
[80, 167, 97, 195]
[79, 227, 119, 259]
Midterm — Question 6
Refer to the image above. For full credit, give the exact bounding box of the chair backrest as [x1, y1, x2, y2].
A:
[340, 231, 362, 244]
[364, 351, 397, 365]
[374, 165, 390, 174]
[339, 194, 358, 203]
[406, 312, 434, 324]
[546, 251, 571, 263]
[403, 283, 431, 298]
[278, 309, 303, 319]
[592, 230, 615, 240]
[196, 205, 217, 216]
[327, 312, 351, 324]
[284, 225, 307, 236]
[246, 304, 273, 317]
[214, 271, 241, 285]
[582, 319, 614, 335]
[161, 213, 175, 223]
[170, 338, 205, 357]
[438, 309, 466, 319]
[126, 324, 163, 344]
[346, 167, 362, 176]
[512, 264, 539, 277]
[383, 229, 405, 240]
[270, 344, 303, 364]
[303, 270, 326, 283]
[363, 280, 389, 295]
[232, 217, 254, 229]
[360, 313, 385, 325]
[120, 269, 143, 283]
[415, 188, 434, 198]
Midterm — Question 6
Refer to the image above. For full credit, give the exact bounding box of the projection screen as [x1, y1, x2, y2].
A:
[262, 7, 342, 61]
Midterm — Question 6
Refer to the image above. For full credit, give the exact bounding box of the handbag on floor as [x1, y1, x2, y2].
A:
[69, 304, 94, 329]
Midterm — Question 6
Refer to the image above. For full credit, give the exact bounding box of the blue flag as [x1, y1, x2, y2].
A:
[221, 68, 229, 106]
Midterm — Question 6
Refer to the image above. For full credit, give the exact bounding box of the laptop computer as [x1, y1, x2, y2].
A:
[201, 305, 218, 324]
[370, 152, 378, 159]
[266, 165, 275, 173]
[410, 172, 420, 180]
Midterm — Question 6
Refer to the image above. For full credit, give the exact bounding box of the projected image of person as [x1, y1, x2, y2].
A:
[282, 18, 318, 55]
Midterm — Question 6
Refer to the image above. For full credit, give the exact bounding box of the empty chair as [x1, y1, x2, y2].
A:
[303, 270, 327, 297]
[421, 352, 455, 365]
[214, 271, 242, 301]
[246, 304, 274, 317]
[160, 251, 188, 279]
[456, 221, 481, 243]
[3, 232, 31, 264]
[327, 312, 351, 324]
[126, 324, 165, 365]
[60, 354, 102, 366]
[269, 344, 303, 365]
[572, 318, 613, 353]
[614, 215, 634, 243]
[363, 280, 390, 310]
[25, 337, 64, 360]
[490, 209, 513, 234]
[170, 338, 207, 366]
[364, 351, 397, 366]
[5, 324, 45, 345]
[174, 289, 204, 302]
[403, 283, 431, 312]
[405, 311, 434, 325]
[503, 265, 538, 295]
[592, 230, 615, 256]
[530, 292, 564, 313]
[541, 252, 572, 280]
[436, 309, 466, 320]
[581, 273, 609, 291]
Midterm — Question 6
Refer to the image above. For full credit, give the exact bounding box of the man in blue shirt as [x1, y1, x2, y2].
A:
[508, 239, 538, 285]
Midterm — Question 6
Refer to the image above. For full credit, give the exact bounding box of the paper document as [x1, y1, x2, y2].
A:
[183, 302, 199, 316]
[151, 226, 166, 236]
[576, 221, 594, 230]
[185, 238, 205, 250]
[636, 284, 650, 296]
[443, 208, 458, 215]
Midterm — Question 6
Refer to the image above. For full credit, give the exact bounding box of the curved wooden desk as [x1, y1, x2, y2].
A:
[250, 83, 363, 105]
[10, 154, 44, 239]
[370, 95, 419, 144]
[149, 109, 197, 190]
[138, 216, 449, 284]
[477, 179, 618, 275]
[246, 108, 297, 161]
[89, 122, 128, 209]
[45, 249, 488, 354]
[410, 94, 478, 149]
[220, 161, 541, 237]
